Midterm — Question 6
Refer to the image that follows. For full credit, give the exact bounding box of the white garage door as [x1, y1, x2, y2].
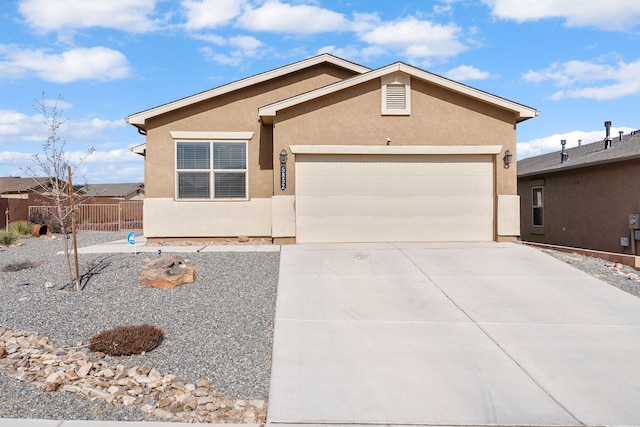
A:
[295, 154, 494, 243]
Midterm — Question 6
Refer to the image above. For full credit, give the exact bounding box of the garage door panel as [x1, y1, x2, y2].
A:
[297, 217, 493, 242]
[298, 175, 493, 198]
[295, 154, 494, 242]
[296, 196, 493, 218]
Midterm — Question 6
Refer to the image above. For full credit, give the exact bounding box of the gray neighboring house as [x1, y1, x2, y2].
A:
[518, 127, 640, 254]
[79, 183, 145, 200]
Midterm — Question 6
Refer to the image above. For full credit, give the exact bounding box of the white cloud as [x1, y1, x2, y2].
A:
[359, 17, 466, 61]
[182, 0, 246, 30]
[0, 108, 126, 146]
[0, 151, 34, 165]
[199, 35, 264, 65]
[517, 127, 635, 159]
[237, 0, 349, 34]
[18, 0, 163, 33]
[483, 0, 640, 31]
[444, 65, 491, 81]
[0, 148, 143, 183]
[523, 57, 640, 100]
[0, 46, 131, 83]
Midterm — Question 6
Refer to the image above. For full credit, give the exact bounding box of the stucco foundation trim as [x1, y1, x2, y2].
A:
[170, 131, 254, 140]
[497, 194, 521, 236]
[272, 195, 296, 238]
[143, 198, 271, 238]
[289, 145, 503, 155]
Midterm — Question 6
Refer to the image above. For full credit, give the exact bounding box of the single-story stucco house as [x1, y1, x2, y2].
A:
[518, 125, 640, 254]
[126, 54, 537, 243]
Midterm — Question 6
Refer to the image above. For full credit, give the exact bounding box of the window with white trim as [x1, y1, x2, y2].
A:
[382, 73, 411, 115]
[176, 141, 247, 199]
[532, 186, 543, 226]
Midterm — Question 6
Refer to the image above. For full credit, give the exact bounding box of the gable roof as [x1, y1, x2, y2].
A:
[125, 54, 370, 128]
[0, 177, 50, 193]
[518, 130, 640, 178]
[259, 61, 538, 123]
[79, 183, 144, 198]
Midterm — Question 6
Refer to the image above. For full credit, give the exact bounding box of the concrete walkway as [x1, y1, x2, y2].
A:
[73, 236, 280, 254]
[268, 242, 640, 426]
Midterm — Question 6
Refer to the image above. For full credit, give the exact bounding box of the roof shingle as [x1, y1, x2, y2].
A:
[518, 130, 640, 178]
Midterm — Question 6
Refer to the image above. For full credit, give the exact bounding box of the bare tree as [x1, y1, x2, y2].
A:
[26, 93, 94, 291]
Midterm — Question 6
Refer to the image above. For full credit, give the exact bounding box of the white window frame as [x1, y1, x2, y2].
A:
[532, 186, 544, 227]
[381, 72, 411, 115]
[175, 139, 249, 201]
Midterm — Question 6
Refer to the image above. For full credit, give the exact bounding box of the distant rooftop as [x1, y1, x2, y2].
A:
[0, 176, 49, 193]
[518, 129, 640, 178]
[79, 183, 144, 198]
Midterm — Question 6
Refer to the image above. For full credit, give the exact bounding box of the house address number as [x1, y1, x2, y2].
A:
[280, 164, 286, 190]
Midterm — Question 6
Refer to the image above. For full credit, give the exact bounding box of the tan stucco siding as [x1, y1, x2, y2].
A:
[518, 159, 640, 253]
[143, 64, 358, 200]
[272, 77, 518, 197]
[143, 198, 272, 237]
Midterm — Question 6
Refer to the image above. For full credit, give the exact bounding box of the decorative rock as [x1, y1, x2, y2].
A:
[139, 255, 196, 288]
[238, 235, 250, 243]
[153, 408, 174, 419]
[0, 328, 267, 424]
[76, 362, 92, 377]
[46, 382, 60, 392]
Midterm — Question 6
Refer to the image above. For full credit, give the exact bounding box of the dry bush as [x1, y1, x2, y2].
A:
[1, 260, 43, 272]
[89, 324, 164, 356]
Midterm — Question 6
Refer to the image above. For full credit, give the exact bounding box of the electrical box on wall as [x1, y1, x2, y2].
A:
[630, 214, 640, 229]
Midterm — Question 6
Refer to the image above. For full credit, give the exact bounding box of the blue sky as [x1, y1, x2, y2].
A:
[1, 0, 639, 183]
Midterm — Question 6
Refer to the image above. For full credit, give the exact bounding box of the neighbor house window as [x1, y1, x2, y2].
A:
[176, 141, 247, 199]
[532, 186, 543, 226]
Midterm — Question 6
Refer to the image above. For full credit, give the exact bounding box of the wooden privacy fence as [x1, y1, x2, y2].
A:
[29, 201, 143, 231]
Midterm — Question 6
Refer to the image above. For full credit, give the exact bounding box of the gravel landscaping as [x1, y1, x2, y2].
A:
[0, 231, 279, 422]
[540, 247, 640, 299]
[1, 233, 640, 423]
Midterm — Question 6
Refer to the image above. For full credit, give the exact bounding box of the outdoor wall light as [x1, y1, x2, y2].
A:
[503, 149, 513, 168]
[279, 149, 288, 164]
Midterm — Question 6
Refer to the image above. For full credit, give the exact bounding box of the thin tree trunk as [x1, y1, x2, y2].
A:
[56, 195, 75, 290]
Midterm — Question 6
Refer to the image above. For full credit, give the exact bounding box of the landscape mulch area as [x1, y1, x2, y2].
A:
[1, 234, 639, 422]
[0, 232, 279, 422]
[540, 247, 640, 298]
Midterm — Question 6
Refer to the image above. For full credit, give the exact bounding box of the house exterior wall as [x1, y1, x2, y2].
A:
[141, 64, 358, 239]
[518, 158, 640, 253]
[138, 62, 528, 242]
[272, 77, 519, 241]
[144, 64, 358, 200]
[272, 77, 518, 196]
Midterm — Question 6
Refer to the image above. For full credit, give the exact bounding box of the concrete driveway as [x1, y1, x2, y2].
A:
[267, 242, 640, 426]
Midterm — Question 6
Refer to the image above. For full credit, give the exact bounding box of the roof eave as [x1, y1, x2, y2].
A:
[518, 153, 640, 178]
[126, 54, 371, 127]
[259, 62, 539, 120]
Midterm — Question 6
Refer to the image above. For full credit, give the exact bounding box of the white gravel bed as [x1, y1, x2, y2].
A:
[539, 247, 640, 298]
[0, 231, 279, 421]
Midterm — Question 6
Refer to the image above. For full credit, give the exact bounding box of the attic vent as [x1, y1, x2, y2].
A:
[382, 73, 411, 115]
[386, 85, 406, 110]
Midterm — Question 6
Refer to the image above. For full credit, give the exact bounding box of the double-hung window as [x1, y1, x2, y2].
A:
[532, 186, 543, 226]
[176, 141, 247, 199]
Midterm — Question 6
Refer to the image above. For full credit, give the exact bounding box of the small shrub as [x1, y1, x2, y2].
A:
[1, 260, 42, 272]
[0, 229, 19, 246]
[28, 210, 70, 234]
[28, 209, 51, 226]
[9, 220, 32, 236]
[89, 324, 164, 356]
